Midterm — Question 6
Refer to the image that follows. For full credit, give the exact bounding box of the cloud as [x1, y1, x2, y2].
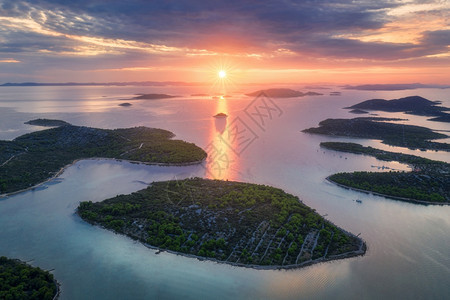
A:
[0, 0, 401, 54]
[0, 0, 449, 83]
[0, 58, 20, 63]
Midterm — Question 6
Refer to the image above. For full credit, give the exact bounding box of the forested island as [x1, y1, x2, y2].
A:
[130, 94, 178, 100]
[321, 142, 449, 204]
[345, 96, 450, 122]
[78, 178, 365, 269]
[303, 117, 450, 151]
[0, 120, 206, 195]
[246, 88, 323, 98]
[0, 256, 58, 299]
[24, 119, 71, 127]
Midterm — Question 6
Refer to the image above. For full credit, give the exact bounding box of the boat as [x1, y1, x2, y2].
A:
[356, 199, 362, 203]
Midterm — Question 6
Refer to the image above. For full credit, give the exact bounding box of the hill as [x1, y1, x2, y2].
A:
[345, 96, 450, 122]
[78, 178, 365, 269]
[246, 88, 323, 98]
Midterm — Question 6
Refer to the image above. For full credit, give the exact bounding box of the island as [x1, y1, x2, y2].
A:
[78, 178, 365, 269]
[345, 96, 450, 122]
[302, 117, 450, 151]
[343, 83, 450, 91]
[245, 88, 323, 98]
[24, 119, 71, 127]
[213, 113, 228, 118]
[130, 94, 178, 100]
[0, 120, 206, 195]
[0, 256, 58, 299]
[321, 142, 449, 204]
[118, 102, 132, 107]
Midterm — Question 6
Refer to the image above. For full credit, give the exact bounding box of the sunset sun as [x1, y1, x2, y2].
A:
[218, 70, 226, 78]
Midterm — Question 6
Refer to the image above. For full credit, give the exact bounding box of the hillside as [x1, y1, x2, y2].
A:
[78, 178, 365, 268]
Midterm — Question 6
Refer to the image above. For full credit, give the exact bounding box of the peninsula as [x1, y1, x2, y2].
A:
[321, 142, 449, 204]
[0, 256, 58, 299]
[303, 117, 450, 151]
[0, 120, 206, 195]
[78, 178, 365, 269]
[246, 88, 323, 98]
[345, 96, 450, 122]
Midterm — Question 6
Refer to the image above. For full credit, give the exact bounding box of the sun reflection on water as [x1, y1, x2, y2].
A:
[204, 96, 239, 180]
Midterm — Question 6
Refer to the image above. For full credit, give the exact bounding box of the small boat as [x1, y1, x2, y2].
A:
[356, 199, 362, 204]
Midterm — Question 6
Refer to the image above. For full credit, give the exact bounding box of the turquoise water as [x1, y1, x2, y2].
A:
[0, 86, 449, 299]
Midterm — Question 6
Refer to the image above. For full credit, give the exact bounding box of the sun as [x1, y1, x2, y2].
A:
[218, 70, 227, 79]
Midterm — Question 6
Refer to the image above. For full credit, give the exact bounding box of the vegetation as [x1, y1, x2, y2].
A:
[321, 142, 449, 204]
[0, 256, 57, 300]
[245, 88, 323, 98]
[345, 95, 450, 122]
[0, 121, 206, 194]
[303, 117, 449, 151]
[131, 94, 177, 100]
[24, 119, 71, 127]
[329, 171, 447, 203]
[78, 178, 364, 268]
[320, 142, 444, 165]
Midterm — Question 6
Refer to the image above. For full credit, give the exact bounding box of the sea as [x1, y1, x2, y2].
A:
[0, 85, 449, 299]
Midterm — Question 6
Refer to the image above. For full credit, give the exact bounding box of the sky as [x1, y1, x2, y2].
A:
[0, 0, 449, 85]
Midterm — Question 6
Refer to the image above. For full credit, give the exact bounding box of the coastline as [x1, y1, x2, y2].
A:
[5, 258, 60, 300]
[325, 176, 449, 206]
[0, 157, 205, 199]
[76, 211, 366, 271]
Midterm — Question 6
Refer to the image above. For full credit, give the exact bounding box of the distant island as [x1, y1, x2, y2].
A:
[24, 118, 71, 127]
[130, 94, 178, 100]
[345, 96, 450, 122]
[78, 178, 365, 269]
[321, 142, 449, 204]
[343, 83, 450, 91]
[118, 102, 132, 107]
[0, 120, 206, 195]
[0, 81, 206, 87]
[0, 256, 58, 299]
[213, 113, 228, 118]
[191, 93, 209, 96]
[303, 117, 450, 151]
[245, 88, 323, 98]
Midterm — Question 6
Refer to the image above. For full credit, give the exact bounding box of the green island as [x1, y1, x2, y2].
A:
[303, 117, 450, 151]
[0, 120, 206, 195]
[321, 142, 449, 204]
[24, 119, 71, 127]
[131, 94, 178, 100]
[344, 95, 450, 123]
[0, 256, 58, 300]
[78, 178, 365, 269]
[245, 88, 323, 98]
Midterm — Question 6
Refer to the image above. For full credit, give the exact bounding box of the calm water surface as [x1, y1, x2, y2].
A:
[0, 86, 449, 299]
